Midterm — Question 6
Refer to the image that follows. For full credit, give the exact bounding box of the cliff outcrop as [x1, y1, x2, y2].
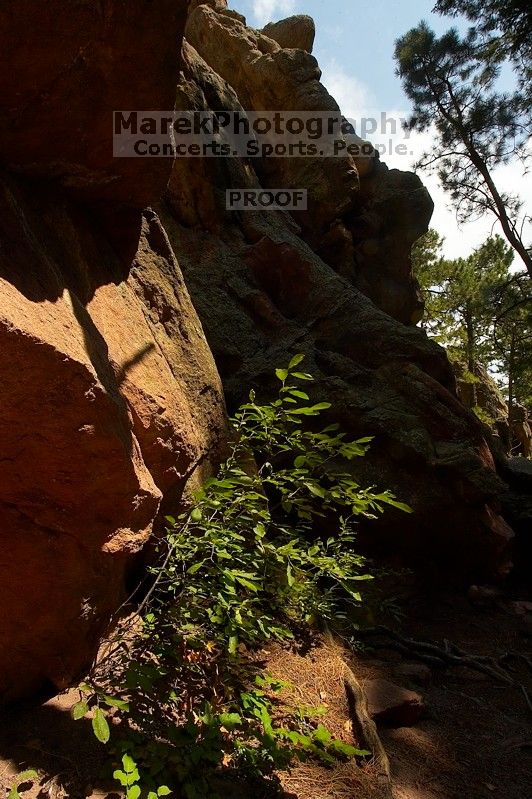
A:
[163, 5, 513, 580]
[0, 0, 228, 703]
[0, 0, 516, 703]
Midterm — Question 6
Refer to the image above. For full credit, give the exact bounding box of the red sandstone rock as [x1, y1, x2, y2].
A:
[0, 0, 189, 207]
[0, 181, 227, 704]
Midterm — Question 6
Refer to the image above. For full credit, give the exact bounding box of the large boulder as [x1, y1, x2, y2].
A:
[184, 4, 429, 324]
[350, 166, 432, 324]
[185, 4, 362, 242]
[262, 16, 316, 53]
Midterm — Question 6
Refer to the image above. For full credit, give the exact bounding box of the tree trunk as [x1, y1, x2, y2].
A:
[436, 77, 532, 281]
[508, 326, 516, 454]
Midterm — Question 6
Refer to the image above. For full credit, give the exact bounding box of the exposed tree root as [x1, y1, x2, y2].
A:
[356, 626, 532, 714]
[323, 629, 393, 799]
[342, 664, 393, 799]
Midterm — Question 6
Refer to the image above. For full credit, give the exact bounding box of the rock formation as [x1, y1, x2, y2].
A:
[184, 3, 429, 325]
[0, 0, 518, 703]
[0, 0, 188, 207]
[262, 16, 316, 53]
[162, 4, 513, 579]
[0, 0, 228, 703]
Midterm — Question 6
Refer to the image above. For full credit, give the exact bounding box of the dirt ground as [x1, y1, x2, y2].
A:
[368, 591, 532, 799]
[0, 589, 530, 799]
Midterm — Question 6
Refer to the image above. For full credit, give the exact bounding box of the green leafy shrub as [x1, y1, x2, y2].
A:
[73, 356, 409, 798]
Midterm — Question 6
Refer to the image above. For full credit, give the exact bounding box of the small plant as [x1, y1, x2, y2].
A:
[73, 356, 410, 796]
[472, 405, 496, 427]
[7, 771, 39, 799]
[113, 754, 171, 799]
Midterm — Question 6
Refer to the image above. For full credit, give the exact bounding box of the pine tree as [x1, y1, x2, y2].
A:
[395, 20, 531, 277]
[413, 232, 532, 413]
[434, 0, 532, 102]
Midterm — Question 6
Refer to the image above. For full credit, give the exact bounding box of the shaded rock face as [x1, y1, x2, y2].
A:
[0, 0, 189, 207]
[0, 0, 228, 703]
[185, 4, 430, 326]
[162, 8, 513, 580]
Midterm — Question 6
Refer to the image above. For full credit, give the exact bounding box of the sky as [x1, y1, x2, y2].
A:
[232, 0, 531, 261]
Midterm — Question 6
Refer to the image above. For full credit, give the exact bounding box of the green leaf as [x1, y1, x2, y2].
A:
[157, 788, 172, 797]
[313, 724, 332, 744]
[71, 699, 89, 720]
[16, 771, 39, 785]
[286, 563, 295, 587]
[289, 389, 310, 400]
[288, 402, 331, 415]
[113, 771, 129, 787]
[122, 754, 136, 774]
[390, 500, 413, 513]
[92, 707, 110, 744]
[127, 786, 141, 799]
[190, 507, 202, 522]
[219, 712, 242, 730]
[306, 483, 326, 498]
[330, 740, 370, 758]
[253, 522, 266, 539]
[103, 695, 129, 711]
[288, 354, 306, 369]
[234, 574, 260, 591]
[291, 371, 314, 380]
[299, 704, 328, 718]
[275, 368, 289, 382]
[187, 559, 206, 574]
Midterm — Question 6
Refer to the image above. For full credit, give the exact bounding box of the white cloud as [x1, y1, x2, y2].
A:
[320, 61, 531, 262]
[320, 59, 375, 120]
[251, 0, 297, 26]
